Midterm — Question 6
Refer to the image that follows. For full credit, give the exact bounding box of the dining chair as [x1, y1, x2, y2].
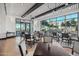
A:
[62, 33, 71, 46]
[18, 39, 27, 56]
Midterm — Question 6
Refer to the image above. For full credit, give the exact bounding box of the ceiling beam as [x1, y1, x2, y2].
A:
[21, 3, 44, 18]
[31, 3, 76, 19]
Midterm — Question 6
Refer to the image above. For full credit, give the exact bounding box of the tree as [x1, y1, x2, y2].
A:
[53, 25, 58, 28]
[65, 21, 71, 27]
[49, 24, 54, 27]
[41, 20, 59, 29]
[71, 19, 76, 27]
[41, 20, 49, 26]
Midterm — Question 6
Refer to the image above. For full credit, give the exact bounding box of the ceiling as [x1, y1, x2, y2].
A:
[24, 3, 65, 19]
[25, 3, 63, 19]
[1, 3, 75, 20]
[6, 3, 35, 17]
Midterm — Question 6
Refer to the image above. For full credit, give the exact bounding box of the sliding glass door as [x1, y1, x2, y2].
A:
[16, 19, 31, 36]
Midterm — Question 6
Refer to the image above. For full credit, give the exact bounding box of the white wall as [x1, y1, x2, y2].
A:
[0, 4, 6, 34]
[33, 19, 41, 32]
[0, 4, 16, 38]
[5, 15, 16, 32]
[0, 4, 16, 34]
[0, 15, 6, 34]
[0, 4, 6, 38]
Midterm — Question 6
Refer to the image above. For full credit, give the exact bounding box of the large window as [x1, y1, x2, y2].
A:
[66, 13, 77, 20]
[16, 19, 31, 36]
[65, 13, 78, 32]
[41, 13, 78, 32]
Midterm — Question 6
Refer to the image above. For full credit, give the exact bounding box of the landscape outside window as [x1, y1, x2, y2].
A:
[41, 13, 78, 33]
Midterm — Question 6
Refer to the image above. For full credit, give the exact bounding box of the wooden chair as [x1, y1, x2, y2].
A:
[63, 41, 79, 56]
[18, 39, 27, 56]
[62, 33, 71, 46]
[52, 32, 57, 38]
[52, 32, 60, 42]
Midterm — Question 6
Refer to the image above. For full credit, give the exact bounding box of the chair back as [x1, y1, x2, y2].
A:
[62, 33, 69, 38]
[53, 32, 57, 36]
[18, 39, 27, 56]
[25, 34, 31, 39]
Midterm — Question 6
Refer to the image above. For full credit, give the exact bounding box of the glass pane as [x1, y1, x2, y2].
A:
[21, 23, 25, 31]
[16, 19, 21, 36]
[57, 16, 65, 21]
[66, 13, 77, 19]
[26, 23, 30, 33]
[16, 31, 21, 36]
[50, 18, 57, 22]
[46, 18, 57, 22]
[16, 22, 20, 31]
[46, 19, 50, 22]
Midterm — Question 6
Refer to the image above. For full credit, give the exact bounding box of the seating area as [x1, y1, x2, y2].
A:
[15, 30, 79, 56]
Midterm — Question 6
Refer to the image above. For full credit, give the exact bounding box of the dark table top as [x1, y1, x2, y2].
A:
[33, 42, 70, 56]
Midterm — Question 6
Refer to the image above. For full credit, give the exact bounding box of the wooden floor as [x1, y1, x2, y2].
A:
[0, 38, 21, 56]
[33, 42, 70, 56]
[0, 37, 72, 56]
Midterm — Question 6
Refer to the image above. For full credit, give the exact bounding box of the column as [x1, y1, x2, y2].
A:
[77, 4, 79, 41]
